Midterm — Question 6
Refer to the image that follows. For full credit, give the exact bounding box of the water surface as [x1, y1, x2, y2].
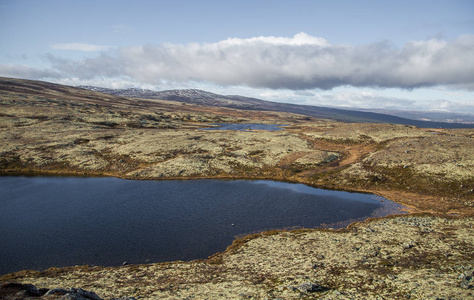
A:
[0, 177, 406, 275]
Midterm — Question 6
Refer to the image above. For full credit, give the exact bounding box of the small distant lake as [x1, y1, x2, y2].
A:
[0, 177, 406, 275]
[200, 123, 287, 131]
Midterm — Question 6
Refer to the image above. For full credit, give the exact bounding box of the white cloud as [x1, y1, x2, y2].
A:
[219, 32, 328, 46]
[41, 33, 474, 91]
[51, 43, 113, 52]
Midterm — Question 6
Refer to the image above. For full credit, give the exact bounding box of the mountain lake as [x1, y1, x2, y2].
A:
[0, 176, 407, 275]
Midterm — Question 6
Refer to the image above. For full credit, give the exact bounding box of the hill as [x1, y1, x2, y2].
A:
[1, 77, 473, 299]
[78, 86, 474, 129]
[1, 76, 472, 213]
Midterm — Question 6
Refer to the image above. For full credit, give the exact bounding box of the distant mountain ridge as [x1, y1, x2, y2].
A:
[353, 108, 474, 124]
[78, 86, 269, 108]
[78, 86, 474, 129]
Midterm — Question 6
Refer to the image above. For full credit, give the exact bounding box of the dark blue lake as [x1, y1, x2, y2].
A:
[0, 177, 406, 275]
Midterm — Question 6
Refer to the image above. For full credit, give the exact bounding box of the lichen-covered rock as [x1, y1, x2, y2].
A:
[295, 282, 327, 293]
[0, 283, 136, 300]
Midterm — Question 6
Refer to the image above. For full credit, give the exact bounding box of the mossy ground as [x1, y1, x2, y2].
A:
[1, 77, 473, 299]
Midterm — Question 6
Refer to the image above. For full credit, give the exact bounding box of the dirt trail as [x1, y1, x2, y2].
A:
[336, 144, 375, 167]
[279, 132, 376, 174]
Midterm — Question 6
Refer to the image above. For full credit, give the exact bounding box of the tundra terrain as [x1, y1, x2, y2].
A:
[0, 77, 473, 299]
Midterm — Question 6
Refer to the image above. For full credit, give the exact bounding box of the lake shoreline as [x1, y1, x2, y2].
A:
[0, 176, 407, 275]
[2, 213, 472, 299]
[0, 168, 431, 216]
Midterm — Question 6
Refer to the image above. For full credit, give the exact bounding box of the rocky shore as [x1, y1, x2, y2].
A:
[0, 283, 135, 299]
[1, 215, 473, 299]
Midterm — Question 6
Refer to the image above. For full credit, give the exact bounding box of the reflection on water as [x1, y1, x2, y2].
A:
[0, 177, 406, 274]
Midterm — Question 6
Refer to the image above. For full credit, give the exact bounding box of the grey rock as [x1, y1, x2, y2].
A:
[44, 287, 104, 299]
[460, 269, 473, 289]
[460, 280, 472, 289]
[45, 288, 70, 296]
[296, 282, 326, 293]
[282, 286, 296, 292]
[0, 283, 43, 297]
[76, 288, 102, 300]
[23, 284, 41, 296]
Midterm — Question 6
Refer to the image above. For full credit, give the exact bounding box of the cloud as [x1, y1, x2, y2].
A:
[295, 89, 474, 114]
[294, 91, 315, 96]
[219, 32, 328, 46]
[51, 43, 113, 52]
[309, 91, 418, 110]
[42, 33, 474, 91]
[0, 64, 61, 80]
[2, 33, 473, 93]
[46, 53, 122, 78]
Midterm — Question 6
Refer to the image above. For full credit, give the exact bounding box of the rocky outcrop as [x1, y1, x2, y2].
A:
[0, 283, 135, 300]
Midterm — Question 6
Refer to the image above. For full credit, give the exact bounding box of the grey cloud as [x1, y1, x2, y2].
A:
[0, 64, 61, 80]
[11, 33, 474, 90]
[450, 83, 474, 91]
[294, 91, 315, 96]
[307, 92, 474, 114]
[305, 92, 418, 110]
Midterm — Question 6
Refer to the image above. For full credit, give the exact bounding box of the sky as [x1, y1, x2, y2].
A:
[1, 0, 474, 114]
